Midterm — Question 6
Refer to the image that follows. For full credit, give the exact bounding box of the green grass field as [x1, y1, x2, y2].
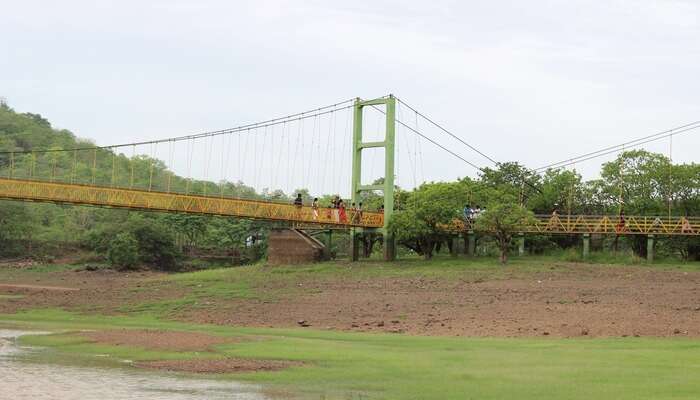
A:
[2, 308, 700, 400]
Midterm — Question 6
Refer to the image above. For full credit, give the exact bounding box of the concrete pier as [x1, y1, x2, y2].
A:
[582, 233, 590, 259]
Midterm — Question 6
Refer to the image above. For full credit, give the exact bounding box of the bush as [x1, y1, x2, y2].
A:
[107, 233, 139, 269]
[86, 214, 181, 270]
[128, 218, 181, 270]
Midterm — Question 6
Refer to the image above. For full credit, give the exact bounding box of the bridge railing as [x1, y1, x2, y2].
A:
[534, 214, 700, 235]
[452, 214, 700, 235]
[0, 177, 385, 228]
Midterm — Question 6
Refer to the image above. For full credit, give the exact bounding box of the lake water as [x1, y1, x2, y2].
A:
[0, 329, 270, 400]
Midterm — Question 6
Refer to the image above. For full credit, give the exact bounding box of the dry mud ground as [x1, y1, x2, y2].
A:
[1, 262, 699, 339]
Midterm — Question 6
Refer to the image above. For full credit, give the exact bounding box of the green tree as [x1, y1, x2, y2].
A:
[128, 216, 181, 270]
[388, 181, 468, 259]
[107, 232, 139, 269]
[474, 193, 535, 264]
[0, 201, 34, 256]
[165, 214, 209, 247]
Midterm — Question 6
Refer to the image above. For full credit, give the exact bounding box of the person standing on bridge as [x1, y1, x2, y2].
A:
[294, 193, 303, 219]
[473, 205, 482, 219]
[338, 199, 348, 223]
[312, 198, 319, 221]
[350, 202, 359, 224]
[326, 198, 334, 220]
[681, 216, 694, 234]
[463, 204, 473, 228]
[616, 209, 627, 233]
[334, 199, 341, 222]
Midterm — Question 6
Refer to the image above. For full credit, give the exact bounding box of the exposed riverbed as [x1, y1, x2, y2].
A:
[0, 329, 270, 400]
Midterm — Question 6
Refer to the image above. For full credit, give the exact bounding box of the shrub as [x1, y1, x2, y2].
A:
[129, 218, 181, 270]
[86, 214, 181, 270]
[107, 233, 139, 269]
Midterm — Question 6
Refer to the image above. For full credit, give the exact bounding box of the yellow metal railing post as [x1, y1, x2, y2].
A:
[92, 148, 97, 184]
[668, 135, 673, 225]
[31, 152, 36, 178]
[51, 154, 57, 182]
[71, 149, 77, 183]
[111, 151, 116, 187]
[130, 145, 135, 188]
[166, 139, 173, 193]
[147, 142, 156, 192]
[148, 157, 154, 192]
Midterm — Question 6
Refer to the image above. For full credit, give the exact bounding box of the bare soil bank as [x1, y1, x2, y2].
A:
[1, 262, 699, 338]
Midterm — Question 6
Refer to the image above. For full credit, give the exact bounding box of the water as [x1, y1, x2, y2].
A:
[0, 330, 270, 400]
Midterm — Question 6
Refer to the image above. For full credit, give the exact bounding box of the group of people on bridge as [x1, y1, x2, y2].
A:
[294, 194, 375, 224]
[463, 204, 485, 229]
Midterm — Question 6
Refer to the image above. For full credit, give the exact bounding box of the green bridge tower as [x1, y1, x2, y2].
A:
[350, 95, 396, 261]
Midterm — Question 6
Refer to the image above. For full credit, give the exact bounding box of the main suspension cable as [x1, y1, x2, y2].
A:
[0, 99, 356, 155]
[395, 97, 499, 165]
[535, 121, 700, 172]
[369, 104, 484, 172]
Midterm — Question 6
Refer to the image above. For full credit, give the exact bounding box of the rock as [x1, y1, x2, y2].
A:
[377, 321, 385, 327]
[297, 320, 310, 327]
[542, 331, 550, 336]
[673, 328, 681, 335]
[581, 328, 589, 336]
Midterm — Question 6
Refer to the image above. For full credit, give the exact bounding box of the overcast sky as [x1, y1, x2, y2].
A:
[2, 1, 698, 195]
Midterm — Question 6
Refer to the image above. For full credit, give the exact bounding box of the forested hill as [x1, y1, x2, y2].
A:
[0, 103, 91, 153]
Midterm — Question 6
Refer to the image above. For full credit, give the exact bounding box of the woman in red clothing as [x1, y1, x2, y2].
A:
[338, 199, 348, 223]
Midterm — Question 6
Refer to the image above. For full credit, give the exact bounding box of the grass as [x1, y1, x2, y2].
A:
[0, 294, 24, 300]
[23, 263, 87, 273]
[116, 256, 558, 317]
[2, 309, 700, 400]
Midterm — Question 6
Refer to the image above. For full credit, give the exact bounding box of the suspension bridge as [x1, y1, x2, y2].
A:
[0, 95, 698, 261]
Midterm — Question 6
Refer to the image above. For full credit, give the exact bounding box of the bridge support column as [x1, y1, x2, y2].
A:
[450, 236, 459, 257]
[517, 233, 525, 256]
[383, 234, 396, 261]
[582, 233, 590, 259]
[324, 230, 333, 259]
[350, 230, 360, 262]
[466, 230, 476, 256]
[647, 234, 654, 263]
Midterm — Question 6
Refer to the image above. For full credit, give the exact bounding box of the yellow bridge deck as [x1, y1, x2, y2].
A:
[0, 177, 697, 235]
[0, 178, 384, 228]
